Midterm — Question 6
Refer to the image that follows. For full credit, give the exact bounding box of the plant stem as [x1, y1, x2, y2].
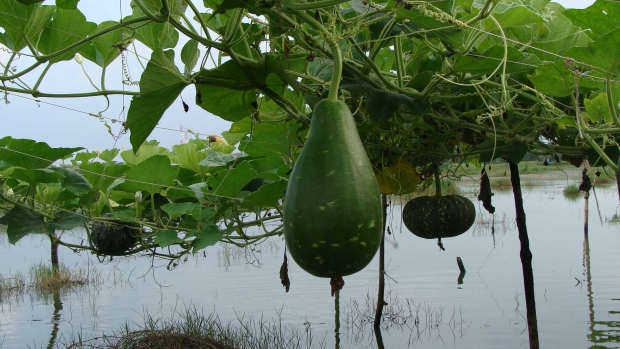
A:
[293, 10, 342, 101]
[373, 194, 388, 329]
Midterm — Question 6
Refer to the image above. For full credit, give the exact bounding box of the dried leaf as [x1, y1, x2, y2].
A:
[280, 251, 290, 292]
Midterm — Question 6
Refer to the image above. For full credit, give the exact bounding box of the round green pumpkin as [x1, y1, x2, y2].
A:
[91, 220, 142, 256]
[402, 195, 475, 239]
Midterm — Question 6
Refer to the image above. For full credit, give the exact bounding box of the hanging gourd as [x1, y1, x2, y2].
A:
[91, 218, 143, 256]
[402, 165, 475, 249]
[283, 99, 383, 277]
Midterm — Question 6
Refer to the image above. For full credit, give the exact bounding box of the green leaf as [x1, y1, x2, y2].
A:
[207, 161, 258, 198]
[47, 210, 89, 231]
[239, 121, 301, 159]
[584, 93, 612, 124]
[564, 0, 620, 39]
[161, 202, 200, 219]
[171, 143, 205, 175]
[56, 0, 79, 10]
[154, 229, 183, 247]
[528, 61, 602, 97]
[120, 144, 170, 165]
[79, 21, 126, 67]
[126, 50, 188, 152]
[0, 137, 82, 169]
[0, 3, 54, 51]
[11, 168, 64, 185]
[199, 151, 245, 168]
[374, 159, 420, 195]
[191, 224, 223, 253]
[99, 148, 120, 162]
[52, 167, 92, 195]
[16, 0, 44, 4]
[0, 206, 52, 244]
[122, 155, 180, 194]
[241, 180, 286, 208]
[127, 2, 180, 50]
[483, 4, 544, 31]
[340, 80, 427, 125]
[38, 8, 97, 63]
[181, 39, 200, 76]
[79, 163, 129, 191]
[453, 46, 541, 74]
[566, 28, 620, 74]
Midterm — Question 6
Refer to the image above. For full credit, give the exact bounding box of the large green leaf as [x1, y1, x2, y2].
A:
[126, 50, 188, 152]
[0, 206, 52, 244]
[52, 167, 92, 195]
[239, 121, 301, 159]
[584, 93, 613, 124]
[191, 224, 223, 253]
[564, 0, 620, 39]
[199, 152, 245, 167]
[170, 143, 206, 176]
[122, 155, 180, 194]
[207, 161, 258, 199]
[528, 61, 602, 97]
[56, 0, 78, 10]
[120, 144, 170, 165]
[79, 21, 126, 67]
[195, 55, 296, 122]
[127, 1, 181, 50]
[38, 8, 96, 63]
[47, 210, 89, 231]
[483, 4, 544, 31]
[154, 229, 183, 247]
[477, 138, 528, 164]
[11, 168, 64, 185]
[181, 39, 200, 76]
[0, 137, 82, 169]
[0, 3, 54, 52]
[566, 28, 620, 74]
[79, 162, 129, 191]
[241, 180, 286, 208]
[161, 202, 201, 219]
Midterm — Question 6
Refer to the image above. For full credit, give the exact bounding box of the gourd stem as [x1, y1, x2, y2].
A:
[434, 165, 441, 197]
[293, 10, 343, 101]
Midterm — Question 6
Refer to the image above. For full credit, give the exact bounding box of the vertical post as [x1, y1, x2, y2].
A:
[508, 160, 540, 349]
[374, 194, 388, 329]
[50, 233, 59, 275]
[616, 171, 620, 204]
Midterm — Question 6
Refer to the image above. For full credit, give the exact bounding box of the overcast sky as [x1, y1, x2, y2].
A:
[0, 0, 597, 152]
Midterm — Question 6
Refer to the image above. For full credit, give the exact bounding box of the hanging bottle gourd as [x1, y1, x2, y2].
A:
[403, 165, 475, 250]
[283, 10, 382, 280]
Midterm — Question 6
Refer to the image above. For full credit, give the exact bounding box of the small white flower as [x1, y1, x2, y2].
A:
[74, 53, 84, 65]
[135, 191, 142, 203]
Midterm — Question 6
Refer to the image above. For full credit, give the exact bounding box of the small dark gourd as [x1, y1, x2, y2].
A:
[403, 166, 475, 247]
[402, 195, 475, 240]
[91, 219, 142, 256]
[284, 99, 383, 278]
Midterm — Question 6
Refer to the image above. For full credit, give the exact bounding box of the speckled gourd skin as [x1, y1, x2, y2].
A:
[402, 195, 475, 239]
[283, 99, 383, 278]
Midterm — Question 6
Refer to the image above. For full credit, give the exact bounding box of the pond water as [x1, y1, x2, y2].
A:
[1, 180, 620, 348]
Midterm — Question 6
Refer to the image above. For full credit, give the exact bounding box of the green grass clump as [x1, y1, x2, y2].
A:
[29, 262, 98, 291]
[0, 271, 26, 294]
[66, 306, 322, 349]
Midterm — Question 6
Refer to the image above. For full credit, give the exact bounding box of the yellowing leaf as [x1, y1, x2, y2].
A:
[374, 159, 420, 195]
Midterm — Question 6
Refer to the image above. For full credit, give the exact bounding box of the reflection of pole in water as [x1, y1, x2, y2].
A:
[334, 290, 340, 349]
[583, 232, 594, 337]
[46, 289, 62, 349]
[374, 325, 385, 349]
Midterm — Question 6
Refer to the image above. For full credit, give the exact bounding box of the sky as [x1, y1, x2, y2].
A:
[0, 0, 597, 152]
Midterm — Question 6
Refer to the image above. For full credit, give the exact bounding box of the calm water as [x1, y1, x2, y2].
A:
[1, 181, 620, 348]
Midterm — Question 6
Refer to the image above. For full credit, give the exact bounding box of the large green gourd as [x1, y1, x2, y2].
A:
[284, 99, 383, 278]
